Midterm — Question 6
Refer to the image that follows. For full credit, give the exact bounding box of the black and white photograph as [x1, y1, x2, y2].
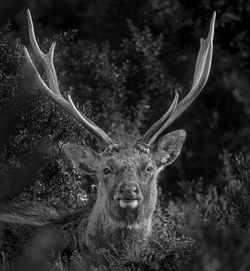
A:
[0, 1, 249, 270]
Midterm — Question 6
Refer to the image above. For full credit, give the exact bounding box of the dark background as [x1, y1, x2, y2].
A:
[0, 0, 250, 203]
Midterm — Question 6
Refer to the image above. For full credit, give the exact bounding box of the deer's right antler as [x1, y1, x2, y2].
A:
[24, 9, 117, 148]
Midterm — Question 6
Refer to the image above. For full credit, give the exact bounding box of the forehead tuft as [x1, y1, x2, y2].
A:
[105, 147, 152, 166]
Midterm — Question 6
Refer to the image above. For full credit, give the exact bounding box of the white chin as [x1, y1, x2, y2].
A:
[119, 199, 139, 209]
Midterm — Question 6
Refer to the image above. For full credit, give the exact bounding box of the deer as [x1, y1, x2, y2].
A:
[0, 9, 215, 268]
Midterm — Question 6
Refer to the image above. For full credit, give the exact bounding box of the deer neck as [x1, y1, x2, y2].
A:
[80, 195, 154, 254]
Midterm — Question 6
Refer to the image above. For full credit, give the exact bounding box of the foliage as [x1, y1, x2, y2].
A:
[54, 21, 174, 145]
[182, 153, 250, 271]
[0, 27, 86, 207]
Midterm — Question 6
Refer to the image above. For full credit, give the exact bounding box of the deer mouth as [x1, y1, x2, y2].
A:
[118, 199, 140, 209]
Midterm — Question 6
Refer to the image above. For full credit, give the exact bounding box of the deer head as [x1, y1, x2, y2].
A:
[62, 130, 186, 225]
[24, 10, 215, 241]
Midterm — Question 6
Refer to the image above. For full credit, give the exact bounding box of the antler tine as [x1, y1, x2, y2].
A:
[26, 9, 60, 97]
[136, 91, 179, 147]
[137, 12, 216, 147]
[24, 9, 116, 147]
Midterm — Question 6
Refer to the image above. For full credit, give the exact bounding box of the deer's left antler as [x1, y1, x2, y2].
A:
[136, 12, 216, 148]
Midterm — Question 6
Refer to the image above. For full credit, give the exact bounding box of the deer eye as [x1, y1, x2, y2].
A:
[103, 167, 111, 175]
[146, 166, 155, 172]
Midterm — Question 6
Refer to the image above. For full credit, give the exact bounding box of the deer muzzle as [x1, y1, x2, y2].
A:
[116, 182, 142, 209]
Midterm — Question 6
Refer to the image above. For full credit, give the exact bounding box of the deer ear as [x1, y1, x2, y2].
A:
[153, 130, 186, 170]
[62, 143, 102, 174]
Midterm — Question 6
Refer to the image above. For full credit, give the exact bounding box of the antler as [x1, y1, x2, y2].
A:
[24, 9, 117, 147]
[137, 12, 216, 147]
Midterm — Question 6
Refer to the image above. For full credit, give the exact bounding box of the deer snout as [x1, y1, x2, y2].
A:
[119, 183, 139, 198]
[117, 183, 142, 209]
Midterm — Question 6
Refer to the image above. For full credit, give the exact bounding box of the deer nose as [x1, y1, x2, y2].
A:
[119, 183, 139, 199]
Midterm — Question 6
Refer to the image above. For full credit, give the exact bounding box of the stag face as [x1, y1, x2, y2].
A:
[96, 148, 158, 224]
[63, 130, 186, 225]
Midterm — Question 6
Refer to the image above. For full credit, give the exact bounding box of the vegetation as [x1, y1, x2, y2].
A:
[0, 0, 250, 270]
